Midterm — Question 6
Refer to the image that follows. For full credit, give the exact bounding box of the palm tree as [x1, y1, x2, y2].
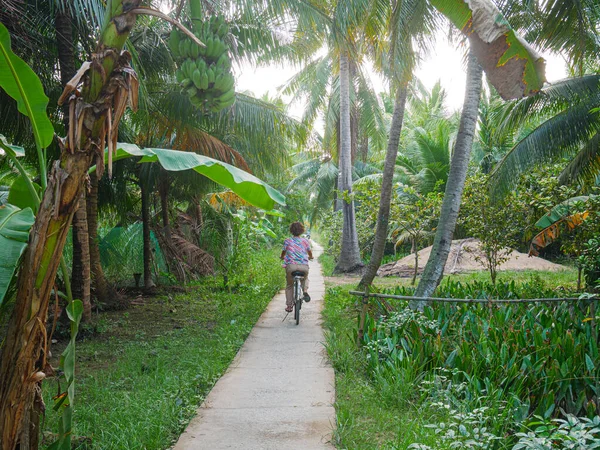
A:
[413, 47, 483, 305]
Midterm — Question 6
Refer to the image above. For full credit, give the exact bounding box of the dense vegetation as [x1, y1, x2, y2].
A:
[324, 277, 600, 448]
[0, 0, 598, 448]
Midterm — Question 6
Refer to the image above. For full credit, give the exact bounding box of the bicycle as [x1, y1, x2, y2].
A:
[291, 270, 307, 325]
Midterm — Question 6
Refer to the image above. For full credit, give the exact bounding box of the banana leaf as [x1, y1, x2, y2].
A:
[0, 203, 35, 306]
[91, 144, 286, 210]
[0, 23, 54, 149]
[535, 196, 590, 229]
[430, 0, 546, 99]
[7, 175, 42, 212]
[529, 212, 589, 256]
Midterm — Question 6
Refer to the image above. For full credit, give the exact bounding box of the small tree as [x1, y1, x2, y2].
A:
[390, 186, 442, 285]
[460, 174, 521, 284]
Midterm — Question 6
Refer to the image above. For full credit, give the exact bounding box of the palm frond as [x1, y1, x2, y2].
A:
[558, 132, 600, 187]
[490, 85, 600, 195]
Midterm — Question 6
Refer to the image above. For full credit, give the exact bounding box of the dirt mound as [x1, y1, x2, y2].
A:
[377, 238, 567, 277]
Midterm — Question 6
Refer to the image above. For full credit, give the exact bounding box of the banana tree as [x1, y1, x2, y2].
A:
[0, 4, 285, 448]
[529, 196, 595, 290]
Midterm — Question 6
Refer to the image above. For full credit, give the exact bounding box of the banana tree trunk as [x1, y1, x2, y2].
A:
[0, 3, 141, 447]
[57, 7, 92, 321]
[412, 47, 483, 310]
[359, 86, 408, 287]
[334, 51, 363, 273]
[72, 192, 92, 322]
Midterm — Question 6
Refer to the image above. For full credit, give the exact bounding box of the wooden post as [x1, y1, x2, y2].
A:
[357, 292, 369, 346]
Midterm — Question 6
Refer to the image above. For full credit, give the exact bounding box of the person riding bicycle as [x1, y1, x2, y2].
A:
[280, 222, 313, 312]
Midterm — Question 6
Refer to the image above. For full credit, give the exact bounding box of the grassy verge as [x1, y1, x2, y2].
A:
[322, 285, 439, 449]
[42, 248, 284, 450]
[319, 252, 336, 277]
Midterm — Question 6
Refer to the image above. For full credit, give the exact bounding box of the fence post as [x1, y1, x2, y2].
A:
[357, 291, 369, 346]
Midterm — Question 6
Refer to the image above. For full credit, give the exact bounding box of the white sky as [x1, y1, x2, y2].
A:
[234, 37, 568, 126]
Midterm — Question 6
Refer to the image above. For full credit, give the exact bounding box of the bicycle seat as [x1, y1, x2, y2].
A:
[291, 270, 306, 277]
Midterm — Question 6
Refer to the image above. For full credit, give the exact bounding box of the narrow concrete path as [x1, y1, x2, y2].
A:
[173, 243, 336, 450]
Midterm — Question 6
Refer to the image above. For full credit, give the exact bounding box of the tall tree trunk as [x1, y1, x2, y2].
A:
[334, 118, 342, 212]
[158, 170, 171, 243]
[359, 136, 369, 163]
[359, 86, 408, 287]
[71, 193, 92, 322]
[141, 181, 154, 290]
[334, 51, 363, 273]
[412, 48, 483, 310]
[0, 3, 141, 447]
[87, 171, 125, 309]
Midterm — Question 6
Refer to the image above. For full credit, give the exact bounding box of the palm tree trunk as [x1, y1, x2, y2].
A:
[87, 171, 125, 309]
[334, 51, 363, 273]
[359, 86, 408, 287]
[412, 48, 483, 310]
[71, 192, 92, 322]
[159, 170, 171, 243]
[141, 181, 154, 290]
[0, 3, 142, 447]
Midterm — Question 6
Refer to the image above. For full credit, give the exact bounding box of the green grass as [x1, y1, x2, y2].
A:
[322, 285, 440, 449]
[319, 252, 336, 277]
[42, 248, 285, 450]
[325, 268, 579, 291]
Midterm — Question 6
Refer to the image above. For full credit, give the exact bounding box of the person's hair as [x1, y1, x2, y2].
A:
[290, 221, 304, 236]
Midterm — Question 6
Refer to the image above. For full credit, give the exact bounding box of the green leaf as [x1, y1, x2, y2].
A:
[0, 203, 35, 307]
[0, 23, 53, 149]
[535, 196, 590, 229]
[7, 176, 42, 212]
[586, 353, 595, 372]
[66, 299, 84, 329]
[429, 0, 545, 99]
[106, 144, 286, 210]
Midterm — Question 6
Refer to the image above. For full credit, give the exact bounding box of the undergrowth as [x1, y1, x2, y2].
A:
[323, 276, 600, 449]
[42, 248, 284, 450]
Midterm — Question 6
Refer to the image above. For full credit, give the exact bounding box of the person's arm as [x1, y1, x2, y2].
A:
[308, 250, 314, 260]
[281, 240, 287, 260]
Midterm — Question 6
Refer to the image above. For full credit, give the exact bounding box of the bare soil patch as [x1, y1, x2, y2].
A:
[378, 238, 567, 278]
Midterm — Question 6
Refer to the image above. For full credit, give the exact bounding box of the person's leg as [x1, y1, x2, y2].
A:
[285, 266, 294, 310]
[299, 264, 310, 302]
[300, 265, 309, 293]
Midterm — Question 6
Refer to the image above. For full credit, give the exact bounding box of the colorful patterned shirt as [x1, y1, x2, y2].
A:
[282, 237, 311, 266]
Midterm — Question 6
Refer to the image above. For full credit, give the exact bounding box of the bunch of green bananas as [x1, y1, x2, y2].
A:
[169, 15, 235, 113]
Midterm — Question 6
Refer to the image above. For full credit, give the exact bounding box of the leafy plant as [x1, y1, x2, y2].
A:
[514, 415, 600, 449]
[361, 278, 600, 446]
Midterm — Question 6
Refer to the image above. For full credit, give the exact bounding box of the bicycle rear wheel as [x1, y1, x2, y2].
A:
[294, 279, 301, 325]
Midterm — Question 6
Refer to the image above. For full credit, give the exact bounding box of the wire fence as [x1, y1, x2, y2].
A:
[348, 290, 599, 304]
[348, 290, 599, 344]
